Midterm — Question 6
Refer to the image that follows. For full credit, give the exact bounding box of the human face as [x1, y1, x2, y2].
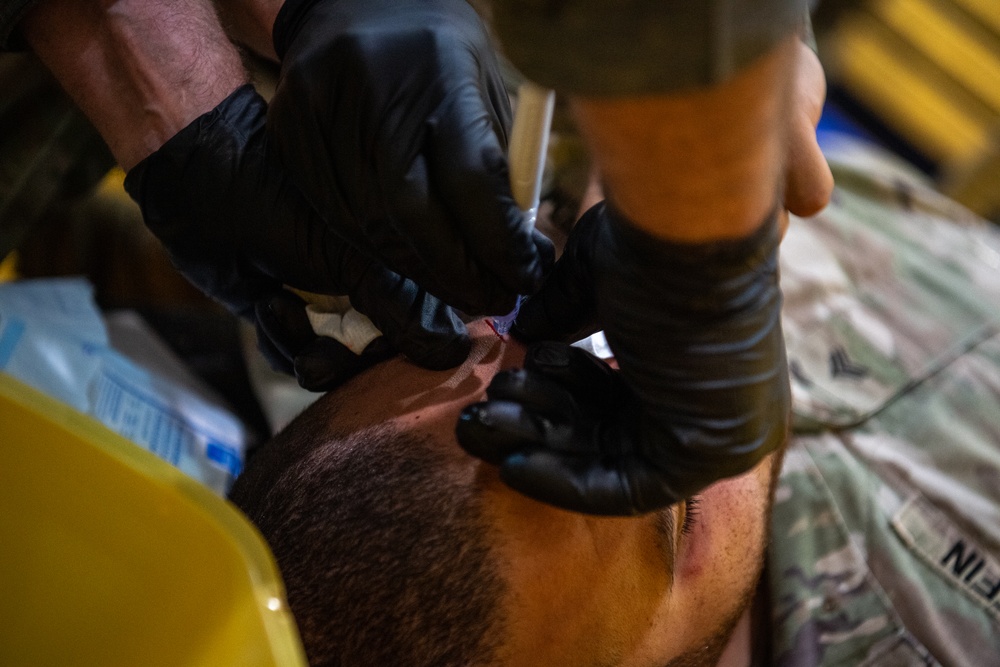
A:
[328, 321, 782, 667]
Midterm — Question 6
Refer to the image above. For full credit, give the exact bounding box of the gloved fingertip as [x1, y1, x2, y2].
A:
[451, 285, 520, 318]
[359, 336, 396, 363]
[481, 368, 577, 420]
[293, 337, 385, 392]
[526, 341, 571, 370]
[500, 453, 635, 517]
[458, 403, 483, 424]
[525, 341, 612, 385]
[511, 294, 599, 345]
[293, 355, 349, 393]
[510, 307, 555, 343]
[498, 452, 568, 504]
[456, 404, 509, 466]
[530, 229, 556, 281]
[255, 291, 314, 352]
[406, 329, 472, 371]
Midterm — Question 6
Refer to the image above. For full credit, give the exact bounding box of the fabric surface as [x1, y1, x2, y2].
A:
[489, 0, 811, 95]
[771, 138, 1000, 666]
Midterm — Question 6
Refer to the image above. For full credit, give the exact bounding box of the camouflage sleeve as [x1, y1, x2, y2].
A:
[769, 437, 936, 666]
[780, 138, 1000, 431]
[773, 136, 1000, 666]
[0, 0, 37, 50]
[488, 0, 811, 95]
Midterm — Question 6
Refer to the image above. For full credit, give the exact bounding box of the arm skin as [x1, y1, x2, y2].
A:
[570, 35, 800, 244]
[20, 0, 247, 171]
[574, 40, 833, 237]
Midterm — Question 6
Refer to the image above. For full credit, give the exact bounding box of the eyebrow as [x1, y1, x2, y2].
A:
[652, 506, 677, 586]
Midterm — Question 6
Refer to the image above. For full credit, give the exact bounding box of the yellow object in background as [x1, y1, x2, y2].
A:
[822, 0, 1000, 219]
[0, 373, 307, 667]
[97, 167, 133, 203]
[0, 251, 17, 282]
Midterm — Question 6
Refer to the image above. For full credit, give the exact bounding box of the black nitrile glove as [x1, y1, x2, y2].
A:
[456, 201, 790, 515]
[124, 84, 470, 391]
[268, 0, 553, 316]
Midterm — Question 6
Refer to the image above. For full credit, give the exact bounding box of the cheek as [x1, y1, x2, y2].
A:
[493, 512, 670, 667]
[619, 463, 773, 667]
[668, 460, 772, 637]
[677, 471, 769, 581]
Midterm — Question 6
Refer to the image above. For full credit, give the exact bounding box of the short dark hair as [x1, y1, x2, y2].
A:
[229, 409, 507, 667]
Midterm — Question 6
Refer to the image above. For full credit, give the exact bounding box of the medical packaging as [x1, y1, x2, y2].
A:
[0, 278, 246, 494]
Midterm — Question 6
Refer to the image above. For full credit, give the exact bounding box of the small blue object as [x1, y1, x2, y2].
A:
[492, 295, 523, 336]
[207, 441, 243, 477]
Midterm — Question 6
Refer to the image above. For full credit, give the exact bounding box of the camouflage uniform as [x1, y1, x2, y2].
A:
[771, 135, 1000, 666]
[489, 0, 810, 96]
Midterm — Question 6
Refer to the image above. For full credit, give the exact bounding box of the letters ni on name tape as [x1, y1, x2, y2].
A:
[892, 495, 1000, 622]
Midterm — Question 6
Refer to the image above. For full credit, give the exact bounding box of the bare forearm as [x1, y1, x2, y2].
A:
[213, 0, 283, 61]
[570, 35, 799, 243]
[21, 0, 248, 170]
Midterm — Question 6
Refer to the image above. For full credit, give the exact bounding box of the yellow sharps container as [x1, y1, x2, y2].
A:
[0, 372, 307, 667]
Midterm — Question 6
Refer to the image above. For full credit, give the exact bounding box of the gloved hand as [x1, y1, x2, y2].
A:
[124, 84, 470, 391]
[268, 0, 553, 316]
[456, 201, 790, 515]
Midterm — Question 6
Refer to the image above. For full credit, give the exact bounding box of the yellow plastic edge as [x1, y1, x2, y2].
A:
[0, 371, 308, 666]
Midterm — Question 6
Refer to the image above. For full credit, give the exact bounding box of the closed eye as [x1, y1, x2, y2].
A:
[680, 497, 701, 536]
